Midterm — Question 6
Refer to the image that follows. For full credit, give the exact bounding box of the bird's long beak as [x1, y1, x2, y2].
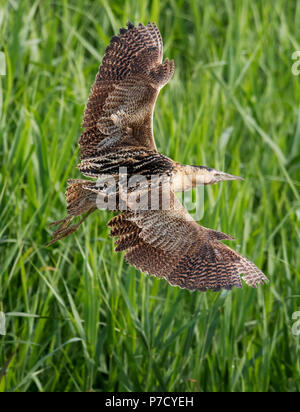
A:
[213, 170, 244, 183]
[177, 165, 244, 188]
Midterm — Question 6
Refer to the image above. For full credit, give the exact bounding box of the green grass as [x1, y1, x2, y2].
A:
[0, 0, 300, 392]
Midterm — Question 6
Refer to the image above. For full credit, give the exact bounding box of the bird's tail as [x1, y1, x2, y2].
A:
[48, 179, 97, 245]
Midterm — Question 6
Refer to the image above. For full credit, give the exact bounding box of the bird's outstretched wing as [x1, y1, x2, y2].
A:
[79, 22, 174, 159]
[108, 189, 268, 292]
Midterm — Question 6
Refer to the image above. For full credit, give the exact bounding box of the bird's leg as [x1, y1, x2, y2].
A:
[48, 207, 97, 245]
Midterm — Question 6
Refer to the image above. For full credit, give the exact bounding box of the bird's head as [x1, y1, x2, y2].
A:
[199, 167, 244, 185]
[173, 165, 243, 191]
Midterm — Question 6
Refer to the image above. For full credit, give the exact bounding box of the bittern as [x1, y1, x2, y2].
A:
[50, 22, 268, 292]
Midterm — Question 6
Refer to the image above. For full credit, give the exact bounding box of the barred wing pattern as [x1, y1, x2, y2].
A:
[50, 21, 268, 292]
[108, 191, 268, 292]
[79, 22, 174, 159]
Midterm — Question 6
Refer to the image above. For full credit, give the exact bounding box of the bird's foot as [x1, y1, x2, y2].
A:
[48, 207, 97, 246]
[48, 216, 76, 245]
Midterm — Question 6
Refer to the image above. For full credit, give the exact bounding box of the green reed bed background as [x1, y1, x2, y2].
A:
[0, 0, 300, 392]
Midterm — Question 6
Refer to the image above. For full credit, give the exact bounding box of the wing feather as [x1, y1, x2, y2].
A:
[108, 190, 268, 292]
[79, 22, 174, 159]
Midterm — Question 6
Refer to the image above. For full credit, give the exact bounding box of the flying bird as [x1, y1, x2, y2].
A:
[50, 22, 268, 292]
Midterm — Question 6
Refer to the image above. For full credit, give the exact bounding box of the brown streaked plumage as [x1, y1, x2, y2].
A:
[50, 22, 268, 292]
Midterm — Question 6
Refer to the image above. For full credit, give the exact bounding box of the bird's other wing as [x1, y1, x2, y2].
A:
[79, 22, 174, 159]
[108, 189, 268, 292]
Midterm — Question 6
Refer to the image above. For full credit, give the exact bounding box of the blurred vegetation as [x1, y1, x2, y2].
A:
[0, 0, 299, 392]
